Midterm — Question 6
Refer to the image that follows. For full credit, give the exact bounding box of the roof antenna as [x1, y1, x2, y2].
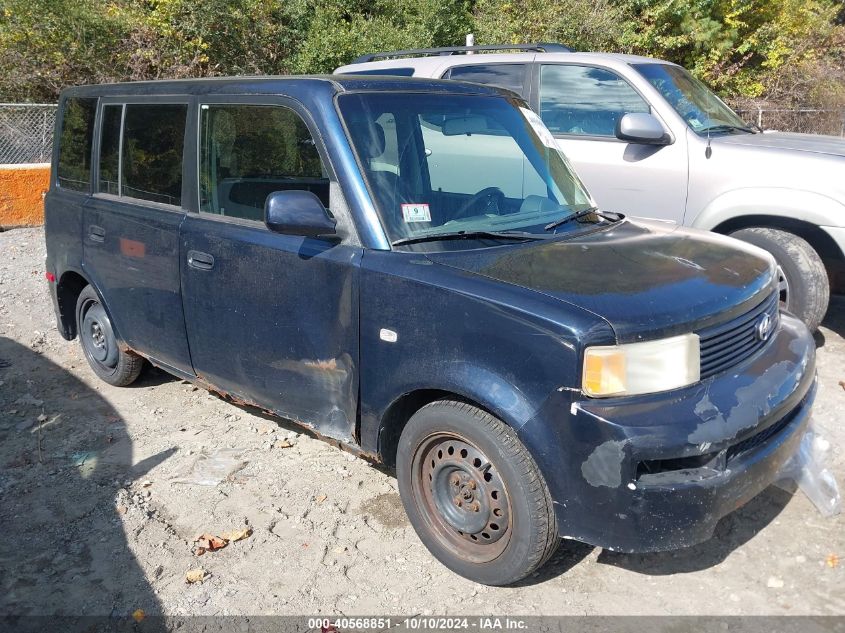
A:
[705, 127, 712, 159]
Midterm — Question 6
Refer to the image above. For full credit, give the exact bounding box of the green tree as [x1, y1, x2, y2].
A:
[292, 0, 473, 73]
[0, 0, 131, 101]
[473, 0, 629, 53]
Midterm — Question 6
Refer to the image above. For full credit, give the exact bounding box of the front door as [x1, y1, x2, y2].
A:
[180, 100, 362, 441]
[535, 63, 688, 221]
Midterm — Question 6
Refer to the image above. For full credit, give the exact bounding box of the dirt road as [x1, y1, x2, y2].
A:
[1, 227, 843, 617]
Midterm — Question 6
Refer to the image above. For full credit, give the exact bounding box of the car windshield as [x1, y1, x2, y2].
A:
[633, 63, 752, 135]
[337, 92, 596, 249]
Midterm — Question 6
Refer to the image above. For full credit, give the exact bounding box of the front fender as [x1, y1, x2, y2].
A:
[690, 187, 845, 232]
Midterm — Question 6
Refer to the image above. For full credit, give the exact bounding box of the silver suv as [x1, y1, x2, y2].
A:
[336, 44, 845, 330]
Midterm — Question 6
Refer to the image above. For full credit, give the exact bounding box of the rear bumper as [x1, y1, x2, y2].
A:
[518, 312, 816, 552]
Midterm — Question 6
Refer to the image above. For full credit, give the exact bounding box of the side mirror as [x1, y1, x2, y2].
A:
[264, 190, 337, 238]
[615, 113, 671, 145]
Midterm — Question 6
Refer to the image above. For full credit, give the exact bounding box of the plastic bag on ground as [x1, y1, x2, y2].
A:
[775, 422, 841, 517]
[170, 448, 247, 486]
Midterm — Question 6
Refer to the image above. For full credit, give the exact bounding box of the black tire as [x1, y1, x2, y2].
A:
[730, 227, 829, 331]
[75, 285, 144, 386]
[396, 400, 559, 585]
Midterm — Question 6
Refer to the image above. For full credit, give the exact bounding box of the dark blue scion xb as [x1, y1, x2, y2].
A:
[44, 75, 816, 585]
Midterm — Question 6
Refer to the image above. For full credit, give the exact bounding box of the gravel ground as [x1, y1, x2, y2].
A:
[0, 226, 843, 618]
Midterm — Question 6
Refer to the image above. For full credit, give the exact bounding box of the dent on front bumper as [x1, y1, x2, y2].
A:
[518, 312, 816, 553]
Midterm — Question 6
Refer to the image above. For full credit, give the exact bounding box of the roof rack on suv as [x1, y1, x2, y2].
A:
[351, 43, 572, 64]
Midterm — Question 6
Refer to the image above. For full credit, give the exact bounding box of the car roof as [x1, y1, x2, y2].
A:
[60, 74, 513, 99]
[335, 51, 674, 75]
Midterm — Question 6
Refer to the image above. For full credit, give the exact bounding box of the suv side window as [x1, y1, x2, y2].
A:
[445, 64, 527, 97]
[57, 97, 97, 191]
[539, 65, 649, 137]
[199, 104, 328, 222]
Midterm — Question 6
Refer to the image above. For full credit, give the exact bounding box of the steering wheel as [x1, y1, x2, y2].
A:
[454, 187, 505, 220]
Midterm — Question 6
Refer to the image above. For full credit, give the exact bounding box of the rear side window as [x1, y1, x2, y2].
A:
[57, 97, 97, 191]
[199, 104, 328, 222]
[539, 65, 649, 137]
[445, 64, 527, 96]
[98, 105, 122, 195]
[121, 104, 187, 205]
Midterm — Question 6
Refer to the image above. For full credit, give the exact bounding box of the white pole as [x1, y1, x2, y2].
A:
[466, 33, 475, 53]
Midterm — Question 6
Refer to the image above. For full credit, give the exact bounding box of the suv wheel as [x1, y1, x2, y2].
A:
[76, 285, 144, 386]
[730, 227, 829, 331]
[396, 400, 559, 585]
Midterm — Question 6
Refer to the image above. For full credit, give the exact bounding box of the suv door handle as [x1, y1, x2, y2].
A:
[88, 225, 105, 243]
[187, 250, 215, 271]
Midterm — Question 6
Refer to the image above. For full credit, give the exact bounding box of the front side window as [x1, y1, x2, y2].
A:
[339, 92, 594, 248]
[445, 64, 527, 96]
[199, 104, 327, 222]
[57, 97, 97, 191]
[539, 65, 649, 137]
[121, 104, 187, 206]
[634, 63, 751, 135]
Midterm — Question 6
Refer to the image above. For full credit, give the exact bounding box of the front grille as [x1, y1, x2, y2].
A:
[697, 291, 779, 379]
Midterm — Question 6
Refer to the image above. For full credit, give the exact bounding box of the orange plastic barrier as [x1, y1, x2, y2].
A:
[0, 163, 50, 226]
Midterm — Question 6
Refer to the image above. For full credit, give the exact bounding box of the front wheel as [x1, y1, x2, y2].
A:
[396, 400, 559, 585]
[76, 285, 144, 386]
[730, 227, 829, 331]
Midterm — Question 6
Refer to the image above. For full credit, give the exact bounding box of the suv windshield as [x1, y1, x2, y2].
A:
[337, 92, 596, 248]
[634, 63, 752, 135]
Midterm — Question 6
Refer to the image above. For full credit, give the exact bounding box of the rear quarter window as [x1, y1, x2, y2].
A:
[57, 97, 97, 191]
[445, 64, 527, 97]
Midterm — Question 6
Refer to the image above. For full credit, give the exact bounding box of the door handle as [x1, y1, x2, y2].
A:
[88, 225, 105, 243]
[187, 250, 215, 271]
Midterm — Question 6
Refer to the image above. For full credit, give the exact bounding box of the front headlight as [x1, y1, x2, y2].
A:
[582, 333, 700, 397]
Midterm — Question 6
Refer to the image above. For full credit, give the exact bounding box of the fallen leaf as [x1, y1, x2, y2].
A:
[195, 546, 207, 556]
[316, 494, 327, 504]
[275, 439, 294, 449]
[220, 527, 252, 542]
[826, 553, 840, 568]
[839, 380, 845, 391]
[194, 533, 227, 551]
[115, 505, 127, 515]
[141, 480, 153, 488]
[132, 609, 145, 623]
[185, 568, 208, 584]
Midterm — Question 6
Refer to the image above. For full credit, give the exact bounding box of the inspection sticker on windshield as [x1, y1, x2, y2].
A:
[402, 203, 431, 222]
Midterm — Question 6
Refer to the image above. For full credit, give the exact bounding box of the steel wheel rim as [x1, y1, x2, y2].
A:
[80, 299, 119, 373]
[411, 432, 512, 563]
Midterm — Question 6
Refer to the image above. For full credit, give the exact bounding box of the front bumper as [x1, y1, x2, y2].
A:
[518, 312, 816, 553]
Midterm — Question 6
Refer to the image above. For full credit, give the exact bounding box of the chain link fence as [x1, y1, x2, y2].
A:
[0, 104, 57, 165]
[730, 106, 845, 137]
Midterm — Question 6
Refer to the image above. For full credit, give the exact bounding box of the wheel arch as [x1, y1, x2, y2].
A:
[56, 269, 90, 339]
[375, 379, 535, 468]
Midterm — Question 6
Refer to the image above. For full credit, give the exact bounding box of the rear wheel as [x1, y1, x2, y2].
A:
[396, 400, 559, 585]
[730, 227, 829, 331]
[76, 285, 144, 386]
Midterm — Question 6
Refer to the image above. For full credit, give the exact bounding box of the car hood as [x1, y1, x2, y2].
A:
[714, 131, 845, 158]
[424, 219, 776, 341]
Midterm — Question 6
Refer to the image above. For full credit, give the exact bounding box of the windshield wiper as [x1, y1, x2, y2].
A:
[544, 206, 613, 232]
[698, 124, 755, 135]
[391, 230, 545, 247]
